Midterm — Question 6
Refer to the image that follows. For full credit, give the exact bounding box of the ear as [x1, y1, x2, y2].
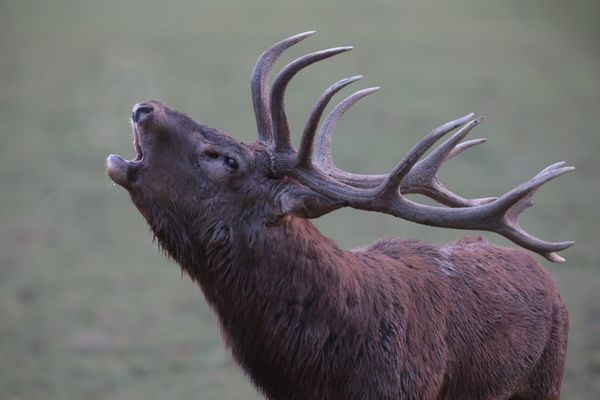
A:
[278, 183, 345, 219]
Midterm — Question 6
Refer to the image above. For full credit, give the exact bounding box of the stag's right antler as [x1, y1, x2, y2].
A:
[250, 32, 575, 262]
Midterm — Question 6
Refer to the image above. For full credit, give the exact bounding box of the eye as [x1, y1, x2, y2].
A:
[225, 157, 239, 169]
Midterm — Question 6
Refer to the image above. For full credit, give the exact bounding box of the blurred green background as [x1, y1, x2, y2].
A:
[1, 0, 598, 399]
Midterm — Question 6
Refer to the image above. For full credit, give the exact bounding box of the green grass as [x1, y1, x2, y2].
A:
[1, 0, 599, 398]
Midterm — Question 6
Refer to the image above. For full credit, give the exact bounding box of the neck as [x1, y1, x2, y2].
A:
[150, 208, 380, 398]
[195, 216, 348, 313]
[204, 217, 360, 392]
[147, 202, 350, 312]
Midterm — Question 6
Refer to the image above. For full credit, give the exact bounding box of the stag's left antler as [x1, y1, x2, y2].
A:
[250, 32, 575, 262]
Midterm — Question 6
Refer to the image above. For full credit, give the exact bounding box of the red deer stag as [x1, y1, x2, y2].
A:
[106, 32, 573, 400]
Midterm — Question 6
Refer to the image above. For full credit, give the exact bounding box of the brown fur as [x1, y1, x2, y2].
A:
[107, 100, 568, 399]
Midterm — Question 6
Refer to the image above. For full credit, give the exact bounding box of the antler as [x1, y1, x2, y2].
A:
[251, 32, 575, 262]
[313, 96, 495, 207]
[251, 31, 316, 144]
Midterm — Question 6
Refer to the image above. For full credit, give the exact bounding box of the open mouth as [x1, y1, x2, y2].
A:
[106, 120, 144, 186]
[107, 102, 156, 187]
[131, 123, 144, 164]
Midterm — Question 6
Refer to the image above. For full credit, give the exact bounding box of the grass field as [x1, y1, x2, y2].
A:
[1, 0, 599, 398]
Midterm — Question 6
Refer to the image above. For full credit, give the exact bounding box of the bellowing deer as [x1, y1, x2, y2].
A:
[106, 32, 573, 400]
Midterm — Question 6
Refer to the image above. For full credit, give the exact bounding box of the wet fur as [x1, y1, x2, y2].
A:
[141, 198, 568, 400]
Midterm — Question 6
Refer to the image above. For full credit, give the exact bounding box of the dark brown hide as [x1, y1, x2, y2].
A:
[106, 33, 570, 400]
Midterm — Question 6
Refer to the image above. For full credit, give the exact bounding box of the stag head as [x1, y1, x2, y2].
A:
[107, 31, 574, 263]
[106, 98, 335, 230]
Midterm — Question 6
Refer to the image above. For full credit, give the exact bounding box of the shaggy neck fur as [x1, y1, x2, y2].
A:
[144, 198, 370, 398]
[139, 197, 568, 400]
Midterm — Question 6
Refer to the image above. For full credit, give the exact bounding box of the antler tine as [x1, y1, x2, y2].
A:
[313, 111, 468, 177]
[296, 75, 363, 168]
[492, 163, 576, 262]
[270, 46, 353, 154]
[377, 117, 485, 200]
[251, 31, 315, 144]
[446, 138, 487, 160]
[537, 161, 567, 176]
[313, 87, 381, 169]
[412, 117, 486, 175]
[400, 117, 496, 207]
[492, 163, 575, 214]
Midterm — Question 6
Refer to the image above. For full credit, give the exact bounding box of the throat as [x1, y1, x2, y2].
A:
[146, 205, 349, 330]
[142, 200, 202, 274]
[147, 210, 358, 394]
[200, 217, 346, 311]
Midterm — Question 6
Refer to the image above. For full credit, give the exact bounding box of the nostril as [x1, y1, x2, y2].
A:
[132, 104, 154, 123]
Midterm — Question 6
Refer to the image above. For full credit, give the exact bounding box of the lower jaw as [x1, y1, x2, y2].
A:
[106, 154, 134, 187]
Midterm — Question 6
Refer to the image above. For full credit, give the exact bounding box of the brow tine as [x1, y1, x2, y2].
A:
[251, 31, 315, 144]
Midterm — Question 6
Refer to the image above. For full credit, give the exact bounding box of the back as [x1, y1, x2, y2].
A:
[365, 236, 568, 399]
